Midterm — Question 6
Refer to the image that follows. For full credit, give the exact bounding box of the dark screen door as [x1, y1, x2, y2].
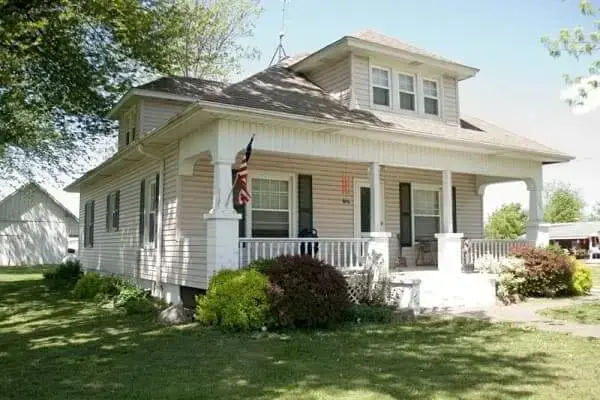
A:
[360, 187, 371, 233]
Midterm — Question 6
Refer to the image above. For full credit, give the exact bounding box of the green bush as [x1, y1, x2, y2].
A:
[121, 297, 158, 315]
[72, 272, 104, 299]
[43, 261, 83, 290]
[496, 256, 527, 303]
[343, 304, 393, 324]
[263, 255, 350, 329]
[570, 259, 593, 295]
[246, 258, 276, 275]
[196, 269, 271, 331]
[511, 246, 575, 297]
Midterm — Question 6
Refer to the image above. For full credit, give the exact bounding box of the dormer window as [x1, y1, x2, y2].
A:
[423, 79, 439, 116]
[371, 66, 390, 106]
[398, 73, 416, 111]
[123, 107, 138, 146]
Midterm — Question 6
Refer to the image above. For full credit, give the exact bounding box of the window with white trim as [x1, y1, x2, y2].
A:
[251, 178, 290, 237]
[139, 174, 159, 246]
[106, 190, 120, 232]
[123, 107, 138, 146]
[423, 79, 439, 116]
[413, 187, 441, 242]
[398, 73, 416, 111]
[371, 67, 390, 106]
[84, 200, 95, 248]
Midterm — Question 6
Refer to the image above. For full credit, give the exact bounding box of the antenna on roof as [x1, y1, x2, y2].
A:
[269, 0, 289, 66]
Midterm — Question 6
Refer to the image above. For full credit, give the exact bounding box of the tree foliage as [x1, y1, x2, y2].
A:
[588, 200, 600, 221]
[542, 0, 600, 110]
[0, 0, 261, 187]
[485, 203, 528, 240]
[544, 181, 585, 223]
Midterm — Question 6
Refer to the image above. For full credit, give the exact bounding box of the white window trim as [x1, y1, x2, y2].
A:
[397, 72, 417, 113]
[370, 65, 392, 109]
[84, 200, 94, 248]
[142, 175, 159, 249]
[106, 190, 119, 232]
[245, 171, 297, 238]
[422, 77, 441, 117]
[353, 178, 385, 237]
[411, 183, 442, 245]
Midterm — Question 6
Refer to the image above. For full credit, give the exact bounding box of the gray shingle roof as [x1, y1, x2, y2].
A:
[133, 65, 569, 159]
[548, 222, 600, 239]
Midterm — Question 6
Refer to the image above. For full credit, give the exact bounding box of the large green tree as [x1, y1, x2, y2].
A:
[543, 181, 585, 223]
[485, 203, 528, 239]
[0, 0, 261, 188]
[542, 0, 600, 110]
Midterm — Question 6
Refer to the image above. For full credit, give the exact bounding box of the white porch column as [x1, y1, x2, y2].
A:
[204, 156, 242, 280]
[441, 170, 453, 233]
[436, 170, 463, 274]
[526, 187, 549, 247]
[369, 162, 382, 232]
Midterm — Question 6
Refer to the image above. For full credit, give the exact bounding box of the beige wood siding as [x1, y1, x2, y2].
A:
[442, 76, 459, 125]
[307, 57, 352, 106]
[352, 54, 371, 109]
[140, 98, 188, 135]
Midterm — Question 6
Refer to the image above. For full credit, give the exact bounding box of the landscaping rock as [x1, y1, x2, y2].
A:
[158, 304, 194, 325]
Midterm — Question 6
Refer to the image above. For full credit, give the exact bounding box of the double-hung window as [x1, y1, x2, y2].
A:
[413, 186, 441, 242]
[124, 107, 138, 145]
[250, 177, 290, 237]
[84, 200, 95, 248]
[398, 73, 416, 111]
[106, 190, 120, 232]
[371, 67, 391, 107]
[139, 174, 159, 247]
[423, 79, 440, 116]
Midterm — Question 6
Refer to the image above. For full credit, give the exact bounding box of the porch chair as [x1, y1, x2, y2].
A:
[415, 238, 437, 266]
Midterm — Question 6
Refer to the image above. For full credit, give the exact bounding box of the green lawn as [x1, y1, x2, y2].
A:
[590, 265, 600, 287]
[2, 269, 600, 399]
[540, 302, 600, 325]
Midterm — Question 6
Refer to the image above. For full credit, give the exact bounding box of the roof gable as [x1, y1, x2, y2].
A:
[0, 183, 78, 223]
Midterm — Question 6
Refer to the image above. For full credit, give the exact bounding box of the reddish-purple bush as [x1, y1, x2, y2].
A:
[510, 246, 575, 297]
[262, 255, 350, 329]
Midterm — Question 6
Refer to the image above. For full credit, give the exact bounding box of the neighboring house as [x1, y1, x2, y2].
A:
[0, 183, 79, 266]
[548, 222, 600, 259]
[65, 30, 572, 308]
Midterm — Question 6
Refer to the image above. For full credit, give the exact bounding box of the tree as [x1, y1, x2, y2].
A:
[542, 0, 600, 111]
[589, 201, 600, 221]
[543, 181, 585, 223]
[485, 203, 528, 239]
[0, 0, 261, 187]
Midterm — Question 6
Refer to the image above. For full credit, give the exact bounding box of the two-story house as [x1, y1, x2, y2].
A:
[66, 30, 572, 308]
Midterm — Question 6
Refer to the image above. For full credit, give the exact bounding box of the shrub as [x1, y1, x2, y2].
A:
[263, 255, 350, 329]
[113, 281, 148, 307]
[43, 260, 83, 290]
[346, 251, 390, 306]
[246, 258, 276, 275]
[72, 272, 104, 299]
[510, 246, 575, 297]
[570, 259, 593, 295]
[343, 304, 393, 324]
[196, 269, 270, 331]
[474, 254, 501, 274]
[121, 297, 158, 315]
[496, 256, 527, 303]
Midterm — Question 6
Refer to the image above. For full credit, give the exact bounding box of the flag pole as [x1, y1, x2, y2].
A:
[224, 173, 239, 208]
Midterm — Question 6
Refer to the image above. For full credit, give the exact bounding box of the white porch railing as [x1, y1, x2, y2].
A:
[238, 237, 372, 269]
[462, 238, 534, 267]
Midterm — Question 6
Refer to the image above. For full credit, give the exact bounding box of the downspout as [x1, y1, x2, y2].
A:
[137, 144, 165, 298]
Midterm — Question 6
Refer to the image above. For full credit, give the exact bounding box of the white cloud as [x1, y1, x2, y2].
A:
[561, 75, 600, 115]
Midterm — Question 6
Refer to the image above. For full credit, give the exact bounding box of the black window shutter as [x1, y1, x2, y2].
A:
[90, 201, 95, 247]
[84, 203, 89, 247]
[232, 169, 246, 237]
[298, 175, 313, 234]
[154, 174, 160, 246]
[399, 183, 412, 247]
[139, 180, 145, 246]
[115, 190, 120, 231]
[106, 194, 110, 231]
[452, 186, 457, 234]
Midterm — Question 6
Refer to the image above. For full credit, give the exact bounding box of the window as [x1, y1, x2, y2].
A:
[413, 187, 441, 242]
[84, 200, 95, 248]
[371, 67, 390, 106]
[398, 73, 416, 111]
[123, 107, 138, 146]
[423, 79, 439, 115]
[106, 190, 120, 232]
[139, 174, 159, 246]
[251, 178, 290, 237]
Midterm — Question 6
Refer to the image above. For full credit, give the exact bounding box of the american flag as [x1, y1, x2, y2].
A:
[236, 135, 254, 205]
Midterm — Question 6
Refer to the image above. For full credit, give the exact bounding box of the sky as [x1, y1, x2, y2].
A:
[27, 0, 600, 219]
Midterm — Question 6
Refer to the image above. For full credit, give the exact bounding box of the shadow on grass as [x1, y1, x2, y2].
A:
[0, 275, 573, 400]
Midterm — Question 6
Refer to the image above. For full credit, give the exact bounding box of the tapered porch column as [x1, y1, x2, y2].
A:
[526, 185, 549, 247]
[204, 154, 241, 279]
[365, 162, 391, 276]
[435, 170, 463, 274]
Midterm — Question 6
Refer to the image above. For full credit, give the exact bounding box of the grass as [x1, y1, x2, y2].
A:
[590, 265, 600, 287]
[540, 302, 600, 325]
[2, 269, 600, 399]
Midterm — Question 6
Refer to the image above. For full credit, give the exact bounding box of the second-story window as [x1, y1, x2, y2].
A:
[423, 79, 439, 116]
[398, 73, 416, 111]
[371, 67, 390, 106]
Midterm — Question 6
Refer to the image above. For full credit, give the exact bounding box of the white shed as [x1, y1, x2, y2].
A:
[0, 183, 79, 266]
